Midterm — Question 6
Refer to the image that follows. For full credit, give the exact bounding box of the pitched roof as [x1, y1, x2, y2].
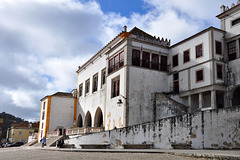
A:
[51, 92, 73, 97]
[76, 27, 171, 73]
[76, 30, 125, 73]
[170, 26, 225, 48]
[40, 92, 73, 101]
[11, 122, 39, 129]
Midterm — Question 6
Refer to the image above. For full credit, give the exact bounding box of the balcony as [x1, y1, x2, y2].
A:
[132, 59, 168, 72]
[108, 60, 124, 74]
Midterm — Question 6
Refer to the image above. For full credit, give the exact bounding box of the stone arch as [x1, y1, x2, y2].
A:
[77, 114, 83, 127]
[84, 111, 92, 127]
[94, 107, 103, 127]
[232, 86, 240, 106]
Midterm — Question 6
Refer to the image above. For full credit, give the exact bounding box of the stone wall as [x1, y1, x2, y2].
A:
[68, 106, 240, 149]
[155, 93, 187, 120]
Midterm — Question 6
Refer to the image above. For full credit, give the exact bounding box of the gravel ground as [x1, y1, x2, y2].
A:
[0, 148, 206, 160]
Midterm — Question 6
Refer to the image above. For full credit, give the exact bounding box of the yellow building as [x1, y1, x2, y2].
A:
[7, 122, 39, 143]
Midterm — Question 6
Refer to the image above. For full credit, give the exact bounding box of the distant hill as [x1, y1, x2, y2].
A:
[0, 112, 27, 141]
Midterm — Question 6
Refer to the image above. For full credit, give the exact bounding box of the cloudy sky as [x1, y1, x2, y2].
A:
[0, 0, 234, 121]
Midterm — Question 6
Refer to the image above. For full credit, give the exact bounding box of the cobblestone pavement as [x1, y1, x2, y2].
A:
[0, 148, 205, 160]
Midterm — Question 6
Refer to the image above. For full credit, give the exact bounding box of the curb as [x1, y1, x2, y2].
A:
[39, 148, 240, 160]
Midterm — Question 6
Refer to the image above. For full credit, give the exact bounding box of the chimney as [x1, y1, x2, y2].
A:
[231, 3, 235, 8]
[123, 25, 127, 32]
[238, 0, 240, 5]
[220, 5, 226, 13]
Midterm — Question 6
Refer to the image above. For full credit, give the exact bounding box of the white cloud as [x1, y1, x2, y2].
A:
[5, 90, 37, 109]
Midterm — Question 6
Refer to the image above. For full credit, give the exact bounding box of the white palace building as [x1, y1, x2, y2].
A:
[38, 1, 240, 144]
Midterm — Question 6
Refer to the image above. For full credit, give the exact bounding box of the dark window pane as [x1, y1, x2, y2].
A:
[142, 51, 150, 68]
[160, 55, 167, 71]
[132, 49, 140, 66]
[217, 64, 223, 79]
[196, 70, 203, 81]
[216, 41, 222, 55]
[228, 41, 236, 61]
[152, 53, 159, 70]
[184, 50, 190, 63]
[172, 55, 178, 67]
[196, 44, 203, 58]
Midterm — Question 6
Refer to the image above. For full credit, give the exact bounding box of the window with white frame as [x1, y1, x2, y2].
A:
[101, 68, 106, 87]
[92, 73, 98, 92]
[112, 77, 120, 98]
[79, 83, 83, 97]
[85, 79, 90, 95]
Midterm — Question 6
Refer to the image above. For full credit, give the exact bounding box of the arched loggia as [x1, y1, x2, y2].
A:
[77, 114, 83, 127]
[84, 111, 92, 127]
[94, 107, 103, 127]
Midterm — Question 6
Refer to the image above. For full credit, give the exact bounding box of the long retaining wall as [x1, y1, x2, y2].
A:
[68, 106, 240, 149]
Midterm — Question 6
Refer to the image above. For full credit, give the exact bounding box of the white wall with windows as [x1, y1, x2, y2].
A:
[170, 31, 210, 72]
[77, 52, 107, 128]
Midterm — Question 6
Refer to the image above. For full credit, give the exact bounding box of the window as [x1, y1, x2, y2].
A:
[132, 49, 140, 66]
[92, 74, 98, 92]
[196, 44, 203, 58]
[43, 102, 45, 110]
[29, 131, 32, 135]
[152, 53, 159, 70]
[173, 73, 179, 93]
[196, 69, 204, 82]
[85, 79, 90, 95]
[114, 55, 119, 71]
[101, 68, 106, 87]
[108, 58, 114, 74]
[18, 131, 22, 136]
[108, 51, 125, 74]
[42, 123, 44, 129]
[183, 49, 190, 63]
[232, 17, 240, 26]
[142, 51, 150, 68]
[172, 54, 178, 67]
[215, 41, 222, 55]
[160, 55, 167, 71]
[112, 77, 120, 98]
[79, 83, 83, 97]
[42, 111, 45, 120]
[228, 41, 236, 61]
[119, 51, 124, 68]
[217, 64, 223, 79]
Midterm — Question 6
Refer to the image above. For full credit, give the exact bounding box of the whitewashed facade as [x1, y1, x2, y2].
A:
[75, 2, 240, 130]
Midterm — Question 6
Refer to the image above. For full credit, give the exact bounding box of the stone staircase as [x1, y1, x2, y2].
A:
[32, 135, 64, 147]
[22, 139, 38, 147]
